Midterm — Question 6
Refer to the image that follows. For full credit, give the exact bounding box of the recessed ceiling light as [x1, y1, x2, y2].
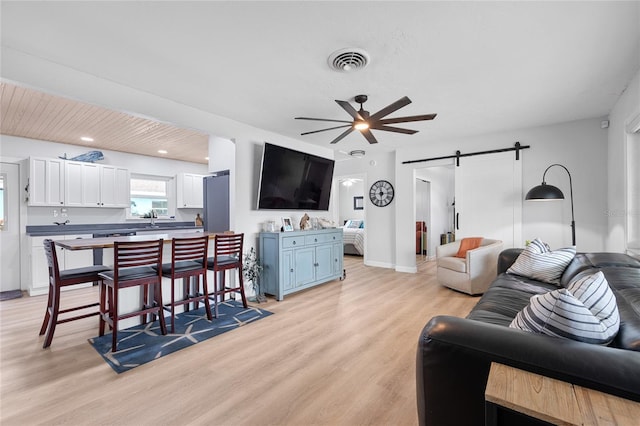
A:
[80, 136, 94, 142]
[158, 150, 168, 154]
[205, 157, 209, 160]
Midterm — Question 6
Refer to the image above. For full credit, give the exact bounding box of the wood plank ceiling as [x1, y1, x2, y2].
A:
[0, 82, 209, 164]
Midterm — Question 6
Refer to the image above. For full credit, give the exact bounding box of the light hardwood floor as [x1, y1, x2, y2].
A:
[0, 256, 478, 426]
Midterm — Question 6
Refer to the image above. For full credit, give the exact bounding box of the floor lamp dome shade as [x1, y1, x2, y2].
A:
[525, 183, 565, 200]
[526, 163, 576, 246]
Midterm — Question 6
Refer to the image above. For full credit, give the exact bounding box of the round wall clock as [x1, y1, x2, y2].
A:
[369, 180, 395, 207]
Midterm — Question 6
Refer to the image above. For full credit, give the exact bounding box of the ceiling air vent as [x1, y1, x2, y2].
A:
[328, 48, 370, 72]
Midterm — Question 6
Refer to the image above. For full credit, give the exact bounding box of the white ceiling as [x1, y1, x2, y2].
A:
[1, 1, 639, 159]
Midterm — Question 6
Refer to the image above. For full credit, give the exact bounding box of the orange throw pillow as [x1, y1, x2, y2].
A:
[456, 237, 483, 258]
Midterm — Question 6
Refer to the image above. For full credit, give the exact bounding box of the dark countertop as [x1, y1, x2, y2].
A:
[26, 222, 203, 236]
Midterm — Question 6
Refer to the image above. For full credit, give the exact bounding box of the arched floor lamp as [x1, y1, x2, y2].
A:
[525, 163, 576, 246]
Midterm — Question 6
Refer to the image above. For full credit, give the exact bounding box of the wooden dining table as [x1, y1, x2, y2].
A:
[53, 231, 219, 251]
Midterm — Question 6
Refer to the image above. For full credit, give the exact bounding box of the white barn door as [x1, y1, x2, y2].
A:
[454, 151, 522, 248]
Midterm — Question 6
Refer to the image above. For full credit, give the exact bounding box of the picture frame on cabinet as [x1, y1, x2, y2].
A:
[281, 217, 294, 232]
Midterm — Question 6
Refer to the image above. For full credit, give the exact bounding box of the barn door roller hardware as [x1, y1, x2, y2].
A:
[402, 142, 530, 166]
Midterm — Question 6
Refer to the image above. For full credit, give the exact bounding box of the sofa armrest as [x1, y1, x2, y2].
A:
[417, 315, 640, 426]
[497, 248, 524, 274]
[436, 241, 461, 259]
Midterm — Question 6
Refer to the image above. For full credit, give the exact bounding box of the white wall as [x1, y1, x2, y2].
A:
[334, 152, 396, 268]
[606, 68, 640, 252]
[395, 117, 609, 272]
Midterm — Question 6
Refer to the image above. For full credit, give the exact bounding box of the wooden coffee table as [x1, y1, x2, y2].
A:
[485, 362, 640, 425]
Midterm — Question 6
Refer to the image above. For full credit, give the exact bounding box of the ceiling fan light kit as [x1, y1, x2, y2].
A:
[295, 94, 437, 145]
[349, 150, 365, 158]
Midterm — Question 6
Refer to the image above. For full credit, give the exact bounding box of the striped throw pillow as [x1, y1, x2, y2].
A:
[507, 238, 576, 284]
[509, 271, 620, 345]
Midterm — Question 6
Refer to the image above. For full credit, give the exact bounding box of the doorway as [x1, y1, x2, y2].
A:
[337, 174, 366, 259]
[415, 178, 429, 261]
[415, 164, 455, 260]
[0, 162, 21, 292]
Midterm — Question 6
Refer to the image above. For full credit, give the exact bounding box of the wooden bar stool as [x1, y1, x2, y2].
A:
[207, 233, 247, 317]
[39, 239, 110, 349]
[98, 239, 167, 352]
[157, 235, 212, 333]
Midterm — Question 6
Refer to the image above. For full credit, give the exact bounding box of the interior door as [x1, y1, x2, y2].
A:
[0, 162, 21, 292]
[454, 152, 522, 248]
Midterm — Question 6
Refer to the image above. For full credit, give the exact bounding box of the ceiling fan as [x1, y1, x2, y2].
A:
[295, 95, 437, 144]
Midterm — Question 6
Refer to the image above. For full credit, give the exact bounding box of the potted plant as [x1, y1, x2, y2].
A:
[243, 247, 266, 303]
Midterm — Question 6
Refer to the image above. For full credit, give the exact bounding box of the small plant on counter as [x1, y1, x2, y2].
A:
[243, 247, 266, 303]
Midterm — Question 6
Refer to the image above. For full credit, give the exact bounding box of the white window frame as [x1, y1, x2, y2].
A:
[127, 173, 175, 220]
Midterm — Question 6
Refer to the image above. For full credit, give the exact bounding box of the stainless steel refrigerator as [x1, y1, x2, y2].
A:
[203, 170, 230, 232]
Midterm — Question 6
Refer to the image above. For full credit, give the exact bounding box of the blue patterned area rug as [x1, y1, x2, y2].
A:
[89, 300, 273, 374]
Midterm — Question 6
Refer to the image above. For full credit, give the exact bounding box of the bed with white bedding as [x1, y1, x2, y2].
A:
[342, 220, 365, 256]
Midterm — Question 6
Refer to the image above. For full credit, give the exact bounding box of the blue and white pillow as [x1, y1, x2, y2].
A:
[507, 238, 576, 284]
[510, 271, 620, 345]
[347, 220, 363, 229]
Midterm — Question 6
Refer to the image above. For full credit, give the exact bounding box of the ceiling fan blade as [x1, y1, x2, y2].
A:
[295, 117, 353, 124]
[378, 113, 437, 124]
[301, 125, 352, 136]
[330, 128, 355, 144]
[360, 128, 379, 144]
[369, 124, 418, 134]
[335, 100, 364, 120]
[369, 96, 412, 121]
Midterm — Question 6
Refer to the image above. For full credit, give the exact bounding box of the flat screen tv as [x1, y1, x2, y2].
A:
[257, 143, 335, 210]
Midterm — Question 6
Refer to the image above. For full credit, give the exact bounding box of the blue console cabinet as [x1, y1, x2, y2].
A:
[259, 229, 344, 301]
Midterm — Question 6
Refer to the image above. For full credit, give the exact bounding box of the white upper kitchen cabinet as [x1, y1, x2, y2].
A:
[101, 165, 130, 207]
[176, 173, 204, 208]
[29, 156, 129, 208]
[28, 157, 65, 206]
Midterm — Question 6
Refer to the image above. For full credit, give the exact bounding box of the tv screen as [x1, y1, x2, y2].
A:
[257, 143, 335, 210]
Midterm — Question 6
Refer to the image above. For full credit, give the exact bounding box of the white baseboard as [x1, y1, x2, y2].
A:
[364, 260, 394, 269]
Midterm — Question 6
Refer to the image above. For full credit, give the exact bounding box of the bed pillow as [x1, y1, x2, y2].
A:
[507, 238, 576, 284]
[509, 271, 620, 345]
[348, 220, 362, 229]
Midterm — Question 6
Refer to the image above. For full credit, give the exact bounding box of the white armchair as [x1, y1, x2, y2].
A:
[436, 238, 503, 295]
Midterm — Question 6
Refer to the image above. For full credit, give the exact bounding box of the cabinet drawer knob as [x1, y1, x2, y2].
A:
[293, 241, 296, 245]
[290, 268, 294, 272]
[314, 238, 317, 242]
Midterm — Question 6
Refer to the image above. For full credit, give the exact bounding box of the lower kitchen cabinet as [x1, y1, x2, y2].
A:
[259, 229, 344, 301]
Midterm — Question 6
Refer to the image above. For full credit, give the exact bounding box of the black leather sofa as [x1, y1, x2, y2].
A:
[416, 249, 640, 426]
